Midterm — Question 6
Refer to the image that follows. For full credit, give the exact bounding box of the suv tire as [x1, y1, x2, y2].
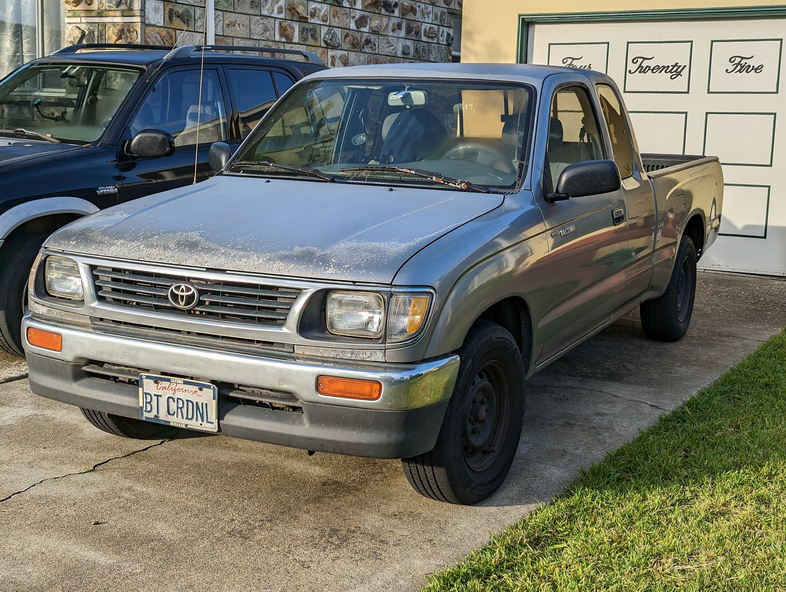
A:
[0, 231, 50, 356]
[402, 320, 526, 504]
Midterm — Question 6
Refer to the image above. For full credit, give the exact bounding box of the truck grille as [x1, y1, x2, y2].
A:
[91, 318, 294, 357]
[92, 266, 301, 327]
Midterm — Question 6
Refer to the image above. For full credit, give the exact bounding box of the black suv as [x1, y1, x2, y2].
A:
[0, 43, 324, 355]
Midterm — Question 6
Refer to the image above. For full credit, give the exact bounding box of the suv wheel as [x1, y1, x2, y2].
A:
[0, 231, 50, 356]
[402, 320, 526, 504]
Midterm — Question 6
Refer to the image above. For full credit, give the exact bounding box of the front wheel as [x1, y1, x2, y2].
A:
[640, 234, 697, 342]
[402, 321, 525, 504]
[0, 230, 50, 356]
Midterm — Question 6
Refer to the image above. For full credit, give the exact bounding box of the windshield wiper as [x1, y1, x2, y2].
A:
[0, 128, 61, 144]
[231, 160, 334, 182]
[339, 166, 488, 193]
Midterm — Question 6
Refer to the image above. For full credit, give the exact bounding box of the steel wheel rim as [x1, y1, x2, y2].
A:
[676, 256, 691, 323]
[462, 359, 512, 473]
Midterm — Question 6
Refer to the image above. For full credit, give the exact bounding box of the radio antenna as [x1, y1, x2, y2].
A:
[192, 40, 206, 184]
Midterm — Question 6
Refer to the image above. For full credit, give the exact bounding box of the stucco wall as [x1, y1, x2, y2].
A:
[461, 0, 786, 63]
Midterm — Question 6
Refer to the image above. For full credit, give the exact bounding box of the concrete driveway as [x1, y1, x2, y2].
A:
[1, 271, 784, 592]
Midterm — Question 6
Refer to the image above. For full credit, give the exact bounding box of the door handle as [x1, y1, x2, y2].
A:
[612, 208, 625, 226]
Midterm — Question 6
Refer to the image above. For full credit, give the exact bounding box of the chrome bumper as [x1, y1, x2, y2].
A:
[22, 315, 459, 411]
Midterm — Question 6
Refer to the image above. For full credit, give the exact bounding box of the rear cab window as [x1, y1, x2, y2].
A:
[596, 84, 636, 179]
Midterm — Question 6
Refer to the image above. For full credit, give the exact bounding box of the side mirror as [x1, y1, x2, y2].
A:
[127, 129, 174, 158]
[547, 160, 621, 202]
[209, 142, 232, 173]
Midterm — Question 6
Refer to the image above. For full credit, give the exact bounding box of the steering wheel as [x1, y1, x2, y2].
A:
[443, 142, 517, 175]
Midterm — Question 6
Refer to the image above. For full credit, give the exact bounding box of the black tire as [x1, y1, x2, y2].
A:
[640, 234, 698, 342]
[402, 320, 526, 504]
[0, 230, 50, 356]
[81, 408, 178, 440]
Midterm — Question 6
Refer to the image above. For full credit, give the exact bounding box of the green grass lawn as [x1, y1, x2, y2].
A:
[426, 330, 786, 592]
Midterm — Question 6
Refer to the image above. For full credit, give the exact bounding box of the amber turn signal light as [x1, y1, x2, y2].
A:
[316, 376, 382, 401]
[26, 327, 62, 352]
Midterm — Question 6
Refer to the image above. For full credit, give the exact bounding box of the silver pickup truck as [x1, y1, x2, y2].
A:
[23, 64, 723, 504]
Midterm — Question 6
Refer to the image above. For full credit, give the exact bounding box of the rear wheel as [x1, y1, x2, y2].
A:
[81, 408, 178, 439]
[402, 321, 526, 504]
[0, 231, 50, 356]
[640, 234, 697, 342]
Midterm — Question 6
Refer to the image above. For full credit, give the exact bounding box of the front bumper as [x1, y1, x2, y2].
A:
[23, 316, 459, 458]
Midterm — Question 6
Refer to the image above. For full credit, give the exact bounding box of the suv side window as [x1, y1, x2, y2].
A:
[547, 86, 606, 184]
[129, 69, 228, 147]
[226, 68, 278, 138]
[273, 72, 294, 95]
[597, 84, 636, 178]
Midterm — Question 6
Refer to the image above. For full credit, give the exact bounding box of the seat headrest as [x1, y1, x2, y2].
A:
[549, 118, 564, 148]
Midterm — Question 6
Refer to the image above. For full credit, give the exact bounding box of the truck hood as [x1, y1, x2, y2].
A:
[47, 175, 504, 284]
[0, 138, 81, 167]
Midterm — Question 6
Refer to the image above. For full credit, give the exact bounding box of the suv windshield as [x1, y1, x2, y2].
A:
[0, 63, 141, 144]
[228, 79, 534, 191]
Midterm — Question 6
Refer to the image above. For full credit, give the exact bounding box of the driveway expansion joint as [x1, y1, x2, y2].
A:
[0, 373, 28, 385]
[559, 385, 672, 412]
[0, 439, 167, 504]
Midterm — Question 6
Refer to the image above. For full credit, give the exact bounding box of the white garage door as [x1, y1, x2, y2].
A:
[531, 18, 785, 276]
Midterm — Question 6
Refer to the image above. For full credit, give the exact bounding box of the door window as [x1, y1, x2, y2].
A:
[547, 86, 606, 184]
[129, 69, 228, 147]
[597, 84, 636, 178]
[226, 68, 278, 138]
[273, 72, 294, 95]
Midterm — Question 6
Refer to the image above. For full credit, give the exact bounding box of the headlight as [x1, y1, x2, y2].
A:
[45, 256, 84, 300]
[326, 291, 384, 338]
[387, 293, 431, 342]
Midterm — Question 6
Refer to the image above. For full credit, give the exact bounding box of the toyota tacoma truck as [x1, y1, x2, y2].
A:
[0, 42, 323, 356]
[23, 63, 723, 504]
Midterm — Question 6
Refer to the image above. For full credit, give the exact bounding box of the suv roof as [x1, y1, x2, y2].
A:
[34, 43, 325, 72]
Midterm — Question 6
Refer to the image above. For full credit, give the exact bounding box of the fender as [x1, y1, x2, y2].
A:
[423, 232, 549, 374]
[0, 197, 99, 246]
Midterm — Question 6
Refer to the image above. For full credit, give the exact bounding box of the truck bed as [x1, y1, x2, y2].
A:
[641, 153, 718, 176]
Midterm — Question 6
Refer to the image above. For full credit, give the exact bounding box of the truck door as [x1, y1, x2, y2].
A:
[537, 84, 631, 361]
[596, 83, 657, 299]
[117, 67, 230, 202]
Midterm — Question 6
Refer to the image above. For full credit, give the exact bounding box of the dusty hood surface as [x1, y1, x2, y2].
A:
[47, 175, 504, 284]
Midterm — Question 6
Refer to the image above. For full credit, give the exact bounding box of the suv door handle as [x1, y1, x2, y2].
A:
[612, 208, 625, 226]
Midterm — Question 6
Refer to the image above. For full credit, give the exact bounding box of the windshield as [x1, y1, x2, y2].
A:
[228, 79, 534, 191]
[0, 63, 141, 143]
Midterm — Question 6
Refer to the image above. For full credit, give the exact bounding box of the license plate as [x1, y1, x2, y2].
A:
[139, 374, 218, 433]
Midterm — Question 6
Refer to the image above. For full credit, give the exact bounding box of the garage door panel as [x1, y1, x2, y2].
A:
[628, 111, 687, 154]
[704, 112, 777, 166]
[533, 18, 785, 275]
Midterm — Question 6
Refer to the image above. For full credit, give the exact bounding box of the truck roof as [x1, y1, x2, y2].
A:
[307, 62, 607, 86]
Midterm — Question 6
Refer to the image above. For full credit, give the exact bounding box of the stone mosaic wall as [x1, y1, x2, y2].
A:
[63, 0, 461, 66]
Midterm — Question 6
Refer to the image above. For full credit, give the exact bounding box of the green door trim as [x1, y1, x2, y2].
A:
[517, 6, 786, 63]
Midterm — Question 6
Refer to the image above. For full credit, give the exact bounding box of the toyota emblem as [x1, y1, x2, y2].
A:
[168, 282, 200, 310]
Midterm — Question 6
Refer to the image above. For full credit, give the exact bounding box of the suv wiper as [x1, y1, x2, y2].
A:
[339, 166, 488, 193]
[231, 160, 334, 182]
[0, 128, 61, 144]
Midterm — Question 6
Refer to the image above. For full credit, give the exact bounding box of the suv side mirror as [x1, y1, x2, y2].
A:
[127, 129, 174, 158]
[209, 142, 232, 172]
[546, 160, 621, 202]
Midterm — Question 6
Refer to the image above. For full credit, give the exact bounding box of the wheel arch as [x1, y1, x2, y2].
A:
[682, 211, 706, 258]
[0, 197, 98, 243]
